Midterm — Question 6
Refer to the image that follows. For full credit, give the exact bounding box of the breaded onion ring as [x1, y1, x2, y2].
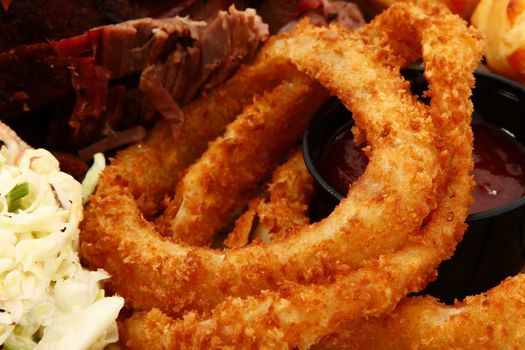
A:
[81, 1, 481, 319]
[100, 50, 301, 219]
[118, 3, 482, 348]
[82, 14, 445, 315]
[317, 274, 525, 349]
[81, 3, 482, 349]
[154, 76, 326, 246]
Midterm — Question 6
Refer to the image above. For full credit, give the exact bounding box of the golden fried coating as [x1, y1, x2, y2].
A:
[318, 274, 525, 349]
[82, 11, 446, 316]
[356, 0, 480, 19]
[225, 147, 314, 248]
[78, 1, 485, 348]
[118, 3, 482, 348]
[99, 46, 301, 219]
[81, 74, 330, 314]
[154, 75, 327, 246]
[119, 247, 451, 350]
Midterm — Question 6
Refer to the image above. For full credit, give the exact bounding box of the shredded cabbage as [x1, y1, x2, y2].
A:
[81, 153, 106, 204]
[0, 147, 123, 350]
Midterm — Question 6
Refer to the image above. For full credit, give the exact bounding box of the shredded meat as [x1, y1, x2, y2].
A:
[322, 0, 365, 30]
[0, 6, 268, 159]
[140, 6, 269, 111]
[258, 0, 365, 33]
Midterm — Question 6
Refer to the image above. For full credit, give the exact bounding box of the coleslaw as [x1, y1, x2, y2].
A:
[0, 146, 123, 350]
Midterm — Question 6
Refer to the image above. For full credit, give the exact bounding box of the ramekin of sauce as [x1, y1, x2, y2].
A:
[303, 68, 525, 303]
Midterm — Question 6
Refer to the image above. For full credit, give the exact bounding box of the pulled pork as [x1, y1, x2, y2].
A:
[0, 6, 268, 163]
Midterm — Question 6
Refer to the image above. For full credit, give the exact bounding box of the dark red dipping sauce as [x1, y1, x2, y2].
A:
[470, 120, 525, 214]
[321, 128, 367, 197]
[321, 119, 525, 215]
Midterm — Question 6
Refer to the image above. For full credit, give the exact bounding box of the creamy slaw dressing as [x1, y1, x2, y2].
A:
[0, 147, 123, 350]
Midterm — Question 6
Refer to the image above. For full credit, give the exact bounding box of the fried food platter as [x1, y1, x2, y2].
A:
[0, 0, 524, 349]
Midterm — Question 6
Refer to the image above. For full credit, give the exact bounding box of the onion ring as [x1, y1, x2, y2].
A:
[80, 2, 483, 348]
[99, 49, 301, 219]
[154, 76, 327, 246]
[317, 274, 525, 349]
[82, 16, 444, 314]
[117, 4, 482, 347]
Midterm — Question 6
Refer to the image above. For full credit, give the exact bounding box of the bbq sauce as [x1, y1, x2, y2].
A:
[320, 129, 367, 197]
[321, 120, 525, 215]
[470, 120, 525, 214]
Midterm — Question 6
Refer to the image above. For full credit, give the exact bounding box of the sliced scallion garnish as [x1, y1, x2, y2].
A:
[7, 182, 29, 212]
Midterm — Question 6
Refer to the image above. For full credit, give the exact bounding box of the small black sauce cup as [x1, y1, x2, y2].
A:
[303, 68, 525, 303]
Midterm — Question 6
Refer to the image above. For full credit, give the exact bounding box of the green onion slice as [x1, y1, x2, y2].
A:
[7, 182, 29, 212]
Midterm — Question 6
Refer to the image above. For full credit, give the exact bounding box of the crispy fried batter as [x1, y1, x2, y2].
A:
[98, 45, 301, 219]
[225, 147, 313, 248]
[79, 2, 484, 348]
[154, 75, 327, 246]
[118, 4, 482, 347]
[82, 10, 446, 316]
[81, 74, 329, 314]
[318, 274, 525, 349]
